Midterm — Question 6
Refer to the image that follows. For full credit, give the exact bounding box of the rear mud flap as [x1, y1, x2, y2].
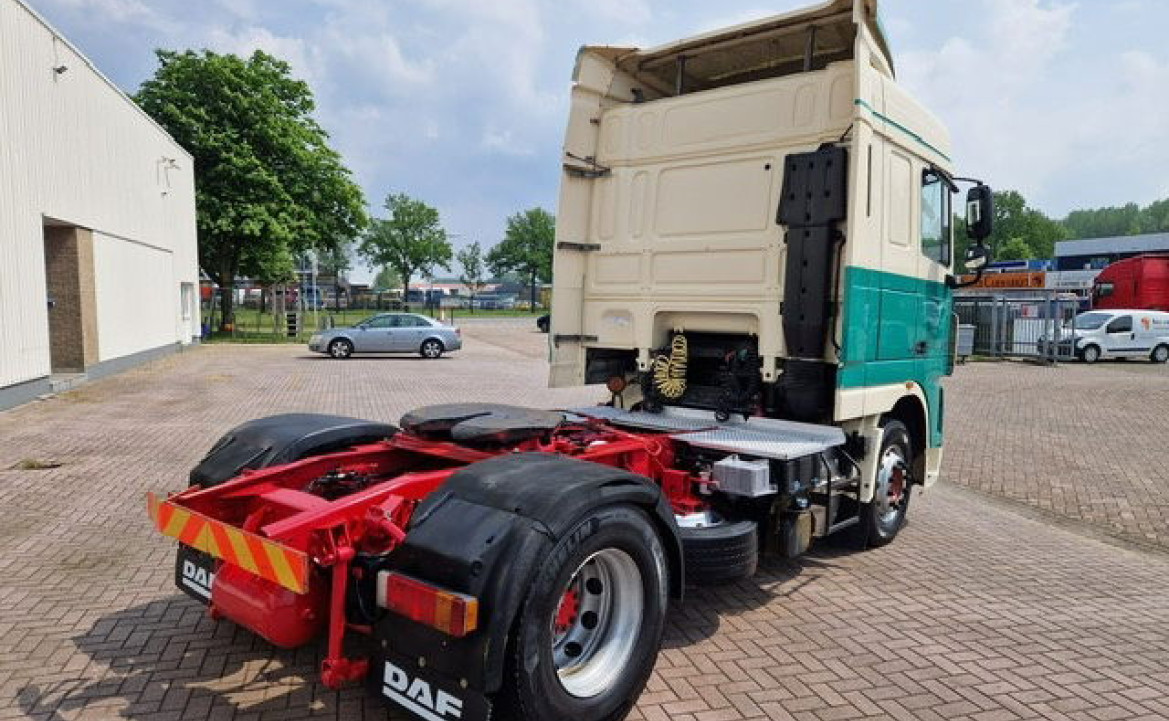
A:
[175, 544, 216, 604]
[372, 650, 492, 721]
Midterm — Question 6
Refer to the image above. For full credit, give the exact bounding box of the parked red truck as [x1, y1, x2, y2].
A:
[1093, 254, 1169, 311]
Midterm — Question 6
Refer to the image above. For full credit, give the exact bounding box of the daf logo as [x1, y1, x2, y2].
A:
[383, 661, 463, 721]
[180, 559, 214, 600]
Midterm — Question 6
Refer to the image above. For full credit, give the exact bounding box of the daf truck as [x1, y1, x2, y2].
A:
[146, 2, 993, 720]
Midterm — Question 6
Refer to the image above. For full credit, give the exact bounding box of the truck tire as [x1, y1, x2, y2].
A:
[679, 517, 758, 585]
[862, 419, 912, 548]
[1081, 344, 1101, 364]
[500, 504, 668, 721]
[1151, 344, 1169, 364]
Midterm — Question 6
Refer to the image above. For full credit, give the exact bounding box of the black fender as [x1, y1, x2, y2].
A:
[374, 452, 683, 695]
[189, 413, 397, 487]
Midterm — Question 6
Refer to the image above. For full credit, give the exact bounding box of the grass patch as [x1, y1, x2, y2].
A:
[11, 458, 63, 471]
[203, 307, 544, 344]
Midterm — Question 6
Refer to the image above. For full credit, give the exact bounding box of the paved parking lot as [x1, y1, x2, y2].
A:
[945, 359, 1169, 553]
[1, 320, 1167, 721]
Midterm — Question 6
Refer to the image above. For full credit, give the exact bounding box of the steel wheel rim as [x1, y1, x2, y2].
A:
[875, 446, 907, 525]
[423, 341, 441, 358]
[551, 548, 643, 699]
[331, 341, 350, 358]
[1156, 347, 1168, 362]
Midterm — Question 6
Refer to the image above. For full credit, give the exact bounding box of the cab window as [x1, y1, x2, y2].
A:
[1106, 316, 1132, 334]
[920, 170, 951, 266]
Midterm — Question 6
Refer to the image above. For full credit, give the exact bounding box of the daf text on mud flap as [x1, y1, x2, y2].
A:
[383, 661, 464, 721]
[180, 558, 213, 600]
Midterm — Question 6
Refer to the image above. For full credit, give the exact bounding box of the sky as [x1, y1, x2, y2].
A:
[25, 0, 1169, 280]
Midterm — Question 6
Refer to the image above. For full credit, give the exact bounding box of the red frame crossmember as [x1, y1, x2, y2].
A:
[150, 419, 713, 688]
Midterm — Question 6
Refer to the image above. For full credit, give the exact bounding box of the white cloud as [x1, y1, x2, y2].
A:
[572, 0, 653, 26]
[31, 0, 1169, 253]
[481, 127, 534, 156]
[206, 26, 319, 85]
[898, 0, 1080, 211]
[44, 0, 175, 32]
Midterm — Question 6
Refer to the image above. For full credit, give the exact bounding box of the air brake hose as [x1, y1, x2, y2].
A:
[652, 334, 688, 400]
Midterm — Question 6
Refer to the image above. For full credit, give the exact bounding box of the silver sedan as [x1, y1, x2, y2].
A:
[308, 313, 462, 359]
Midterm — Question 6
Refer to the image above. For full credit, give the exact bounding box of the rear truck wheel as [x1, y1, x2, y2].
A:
[1081, 344, 1101, 364]
[862, 419, 913, 548]
[676, 511, 758, 585]
[329, 338, 353, 359]
[501, 504, 668, 721]
[420, 338, 444, 359]
[1151, 344, 1169, 363]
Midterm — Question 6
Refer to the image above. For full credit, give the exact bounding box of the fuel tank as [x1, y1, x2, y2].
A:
[211, 564, 327, 648]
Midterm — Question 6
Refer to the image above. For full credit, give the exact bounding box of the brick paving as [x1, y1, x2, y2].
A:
[1, 320, 1167, 720]
[945, 360, 1169, 552]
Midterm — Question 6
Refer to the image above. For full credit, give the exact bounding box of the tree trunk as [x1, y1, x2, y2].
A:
[219, 284, 235, 332]
[529, 269, 537, 311]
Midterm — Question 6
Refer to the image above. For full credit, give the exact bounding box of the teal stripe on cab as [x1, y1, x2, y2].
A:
[853, 98, 952, 163]
[838, 266, 953, 448]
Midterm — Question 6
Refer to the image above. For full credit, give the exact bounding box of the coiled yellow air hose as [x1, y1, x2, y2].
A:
[652, 334, 688, 400]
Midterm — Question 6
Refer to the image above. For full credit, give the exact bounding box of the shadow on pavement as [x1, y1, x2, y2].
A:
[662, 543, 848, 649]
[17, 540, 853, 720]
[16, 596, 386, 721]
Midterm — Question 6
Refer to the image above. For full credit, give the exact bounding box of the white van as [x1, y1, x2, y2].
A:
[1066, 310, 1169, 363]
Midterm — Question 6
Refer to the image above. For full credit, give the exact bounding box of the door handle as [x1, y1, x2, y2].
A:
[914, 341, 928, 355]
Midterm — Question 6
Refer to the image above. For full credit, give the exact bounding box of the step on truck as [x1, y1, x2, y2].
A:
[147, 2, 994, 720]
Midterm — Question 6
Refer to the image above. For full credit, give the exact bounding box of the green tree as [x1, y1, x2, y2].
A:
[996, 237, 1034, 261]
[1141, 198, 1169, 233]
[487, 208, 555, 310]
[135, 49, 367, 330]
[359, 193, 452, 303]
[372, 266, 401, 291]
[456, 241, 490, 313]
[985, 190, 1065, 261]
[1063, 202, 1143, 239]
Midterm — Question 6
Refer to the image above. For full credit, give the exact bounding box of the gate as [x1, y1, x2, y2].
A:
[953, 292, 1084, 362]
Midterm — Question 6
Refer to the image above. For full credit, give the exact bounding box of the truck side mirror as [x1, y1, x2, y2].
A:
[965, 184, 994, 241]
[964, 244, 990, 272]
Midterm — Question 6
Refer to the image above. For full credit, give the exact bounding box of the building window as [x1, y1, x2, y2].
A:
[180, 283, 194, 321]
[920, 170, 951, 266]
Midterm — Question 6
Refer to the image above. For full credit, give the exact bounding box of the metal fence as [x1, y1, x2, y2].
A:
[954, 291, 1085, 362]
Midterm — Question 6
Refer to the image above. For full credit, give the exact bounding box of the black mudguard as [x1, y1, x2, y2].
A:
[189, 413, 397, 487]
[373, 452, 683, 698]
[177, 413, 396, 605]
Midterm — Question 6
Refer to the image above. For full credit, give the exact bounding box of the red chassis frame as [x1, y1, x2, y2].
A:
[149, 417, 708, 688]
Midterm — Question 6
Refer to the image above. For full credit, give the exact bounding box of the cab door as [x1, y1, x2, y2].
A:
[1103, 314, 1136, 355]
[916, 168, 953, 364]
[876, 148, 921, 361]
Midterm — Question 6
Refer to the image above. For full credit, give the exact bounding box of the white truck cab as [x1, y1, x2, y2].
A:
[1070, 310, 1169, 363]
[550, 0, 994, 501]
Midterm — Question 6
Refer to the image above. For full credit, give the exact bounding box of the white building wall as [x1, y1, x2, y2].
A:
[0, 0, 199, 390]
[92, 233, 177, 362]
